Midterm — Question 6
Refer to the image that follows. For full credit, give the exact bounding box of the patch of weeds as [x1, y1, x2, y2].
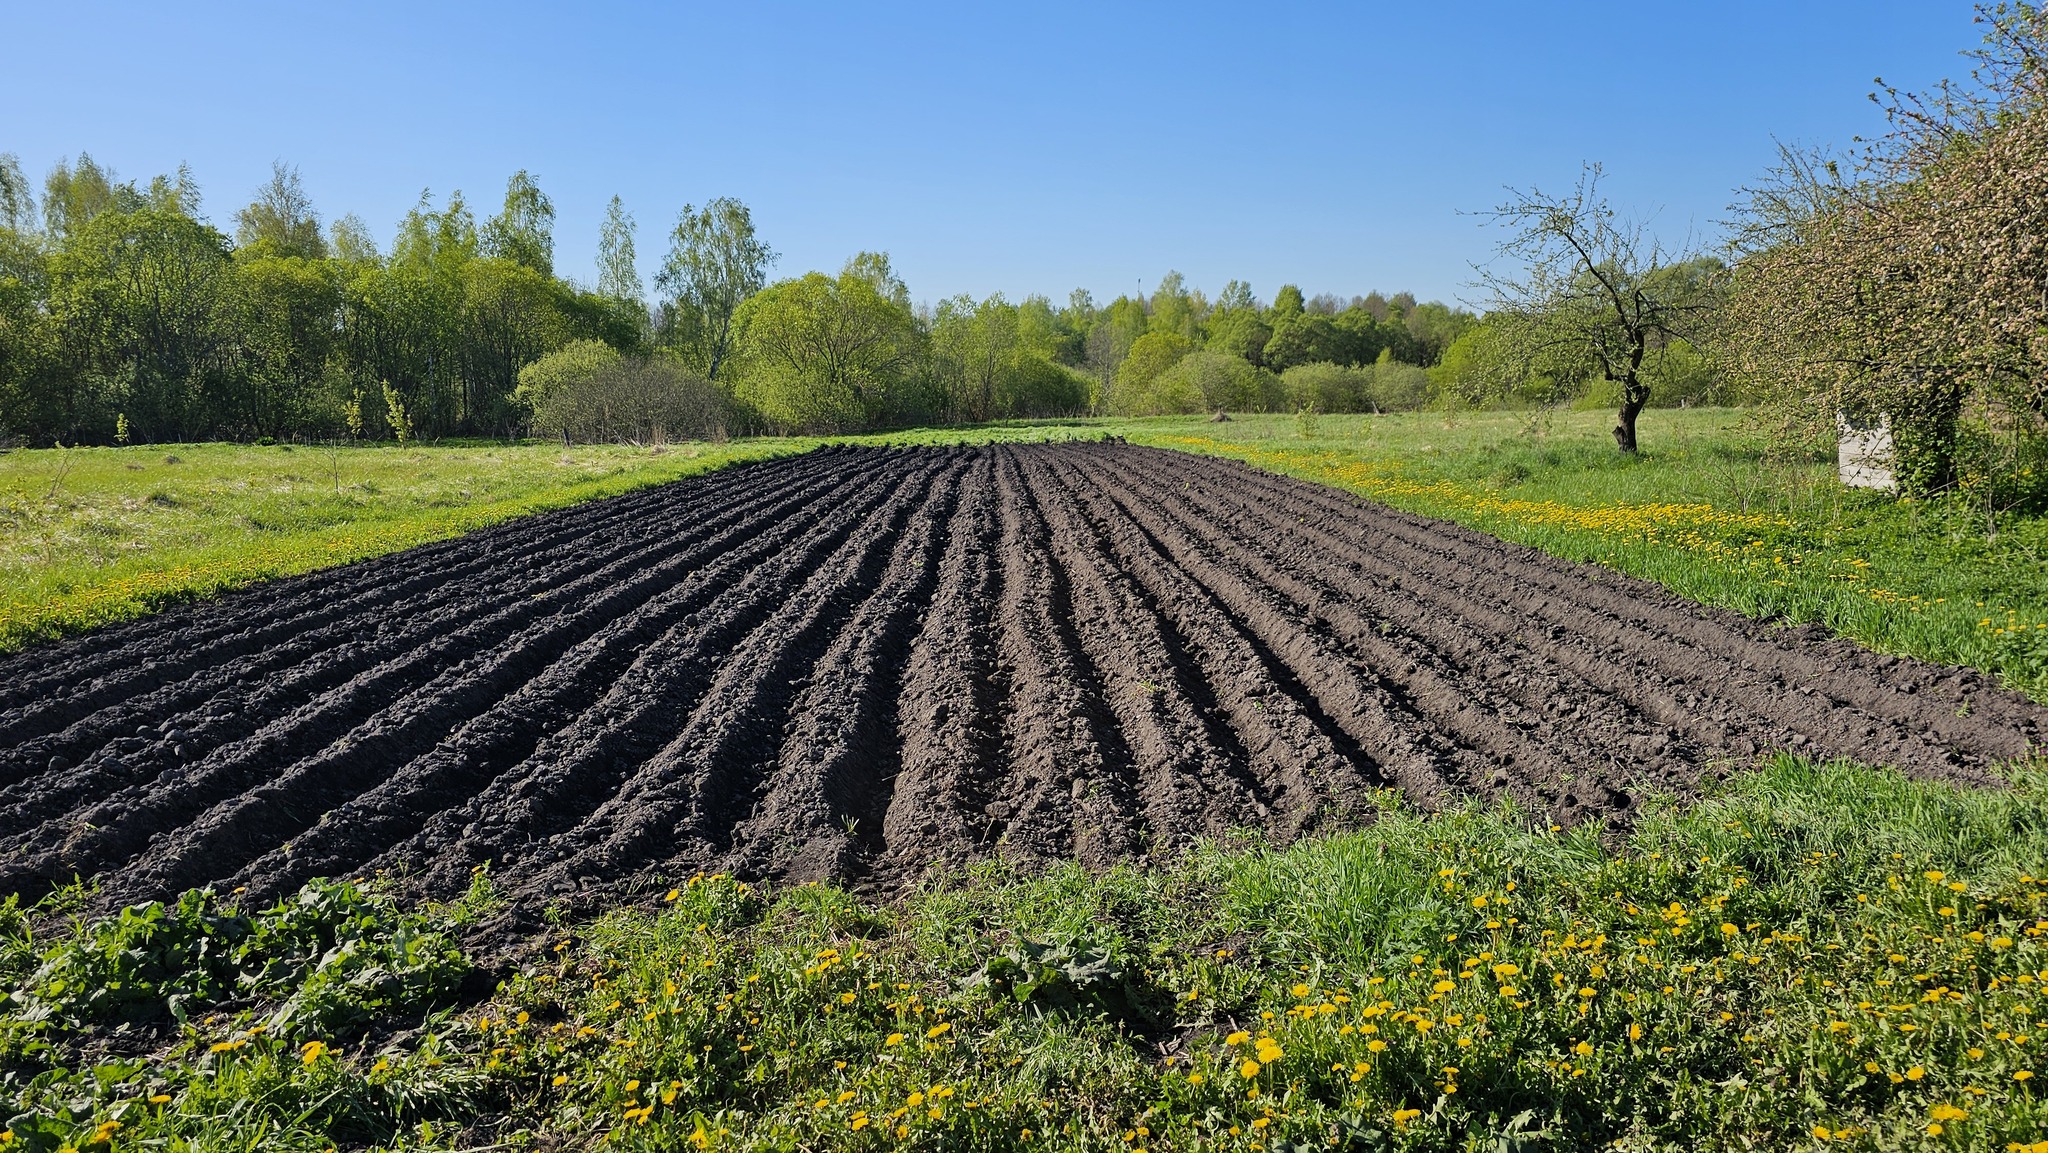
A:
[5, 759, 2046, 1150]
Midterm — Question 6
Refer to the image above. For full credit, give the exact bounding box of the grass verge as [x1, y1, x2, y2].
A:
[5, 757, 2046, 1151]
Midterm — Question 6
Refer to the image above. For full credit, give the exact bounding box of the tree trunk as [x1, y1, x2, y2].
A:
[1613, 381, 1648, 454]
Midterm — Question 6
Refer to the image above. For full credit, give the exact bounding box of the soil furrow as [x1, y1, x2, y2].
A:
[712, 452, 971, 883]
[0, 458, 848, 824]
[1193, 449, 2036, 764]
[1093, 448, 1694, 818]
[387, 456, 925, 897]
[874, 454, 1010, 878]
[128, 463, 883, 905]
[507, 453, 959, 900]
[1035, 450, 1376, 831]
[216, 465, 880, 902]
[1053, 451, 1470, 811]
[0, 452, 798, 714]
[1020, 449, 1312, 843]
[977, 448, 1135, 868]
[0, 452, 827, 787]
[2, 441, 2039, 910]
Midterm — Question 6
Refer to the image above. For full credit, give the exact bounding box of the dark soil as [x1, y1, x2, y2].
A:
[1, 442, 2039, 914]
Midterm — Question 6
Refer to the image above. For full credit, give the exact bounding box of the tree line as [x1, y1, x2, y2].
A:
[14, 2, 2035, 489]
[0, 156, 1481, 446]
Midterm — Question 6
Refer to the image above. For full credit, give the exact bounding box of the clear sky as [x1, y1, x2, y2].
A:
[2, 0, 1981, 308]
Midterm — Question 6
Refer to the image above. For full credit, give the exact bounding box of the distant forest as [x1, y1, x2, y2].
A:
[0, 155, 1499, 445]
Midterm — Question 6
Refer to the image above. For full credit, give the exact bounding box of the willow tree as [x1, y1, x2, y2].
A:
[1479, 165, 1718, 454]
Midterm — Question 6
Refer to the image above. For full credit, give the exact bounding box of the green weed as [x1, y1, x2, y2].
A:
[9, 758, 2041, 1151]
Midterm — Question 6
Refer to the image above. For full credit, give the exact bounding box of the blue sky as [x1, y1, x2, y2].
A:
[3, 1, 1979, 307]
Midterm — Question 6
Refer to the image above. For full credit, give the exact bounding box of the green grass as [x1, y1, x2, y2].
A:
[0, 438, 823, 652]
[5, 758, 2046, 1151]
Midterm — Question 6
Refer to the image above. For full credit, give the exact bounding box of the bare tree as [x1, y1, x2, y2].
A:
[1478, 164, 1716, 453]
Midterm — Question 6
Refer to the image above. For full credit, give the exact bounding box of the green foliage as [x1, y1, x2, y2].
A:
[1146, 270, 1201, 340]
[1433, 317, 1607, 409]
[595, 194, 644, 304]
[1294, 402, 1322, 438]
[43, 204, 238, 442]
[1203, 304, 1274, 367]
[657, 198, 776, 382]
[0, 879, 482, 1152]
[3, 879, 467, 1049]
[1283, 361, 1371, 412]
[512, 337, 622, 419]
[1151, 349, 1282, 413]
[1371, 353, 1434, 412]
[1574, 337, 1731, 412]
[0, 159, 664, 446]
[479, 170, 555, 276]
[380, 381, 412, 443]
[233, 162, 326, 262]
[1262, 312, 1346, 372]
[730, 261, 924, 431]
[0, 154, 34, 235]
[1109, 330, 1196, 413]
[963, 927, 1158, 1024]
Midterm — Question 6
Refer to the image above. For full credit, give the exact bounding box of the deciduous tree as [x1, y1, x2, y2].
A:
[657, 198, 774, 381]
[1479, 164, 1717, 453]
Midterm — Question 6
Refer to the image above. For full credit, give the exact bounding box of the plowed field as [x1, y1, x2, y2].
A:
[2, 442, 2040, 911]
